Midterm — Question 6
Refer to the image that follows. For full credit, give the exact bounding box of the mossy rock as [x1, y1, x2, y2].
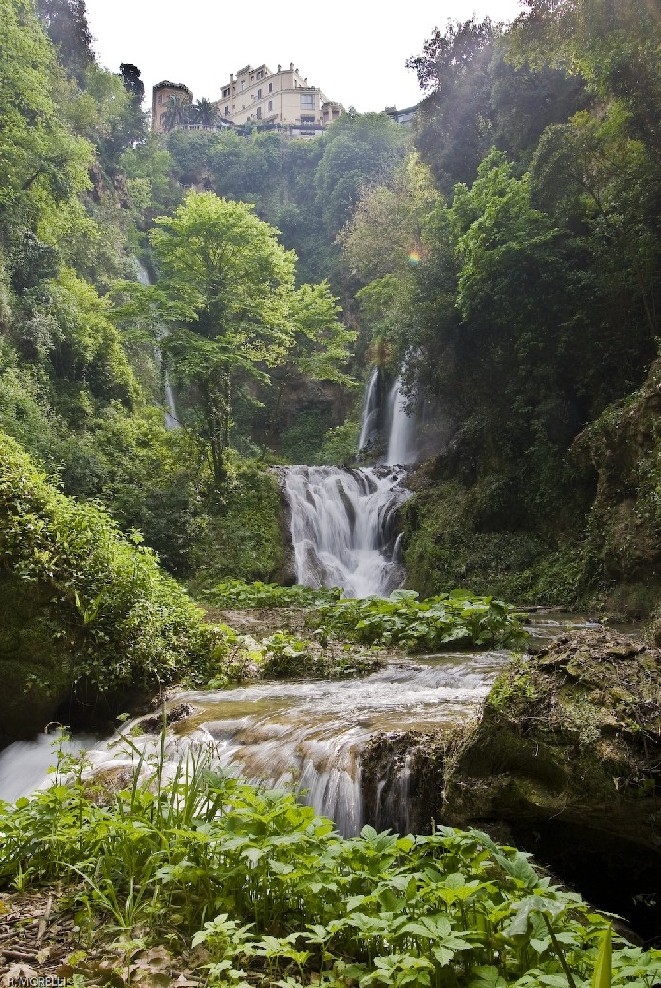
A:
[443, 629, 661, 850]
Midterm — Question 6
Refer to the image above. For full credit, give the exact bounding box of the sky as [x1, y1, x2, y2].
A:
[84, 0, 526, 114]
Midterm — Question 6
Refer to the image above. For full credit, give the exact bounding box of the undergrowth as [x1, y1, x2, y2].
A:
[0, 738, 658, 986]
[203, 580, 342, 610]
[314, 589, 526, 652]
[202, 582, 526, 653]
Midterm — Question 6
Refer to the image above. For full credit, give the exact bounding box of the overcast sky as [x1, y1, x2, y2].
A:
[84, 1, 526, 114]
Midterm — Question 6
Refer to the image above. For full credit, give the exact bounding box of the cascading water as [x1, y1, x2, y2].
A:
[279, 365, 418, 598]
[357, 366, 381, 454]
[280, 465, 410, 597]
[135, 261, 178, 429]
[77, 651, 508, 837]
[386, 375, 417, 466]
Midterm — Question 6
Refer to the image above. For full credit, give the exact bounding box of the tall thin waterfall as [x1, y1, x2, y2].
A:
[281, 466, 410, 598]
[135, 261, 178, 430]
[386, 376, 417, 465]
[358, 367, 381, 454]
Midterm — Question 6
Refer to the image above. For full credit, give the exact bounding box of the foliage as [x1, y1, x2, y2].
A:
[0, 431, 226, 696]
[203, 579, 342, 610]
[315, 112, 410, 238]
[120, 191, 349, 486]
[0, 743, 657, 985]
[259, 630, 379, 679]
[187, 461, 288, 588]
[35, 0, 94, 84]
[315, 589, 526, 652]
[0, 0, 92, 239]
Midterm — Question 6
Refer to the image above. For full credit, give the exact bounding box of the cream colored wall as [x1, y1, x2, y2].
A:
[214, 65, 333, 127]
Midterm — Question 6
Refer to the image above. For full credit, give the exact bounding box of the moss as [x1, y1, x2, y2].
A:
[401, 478, 588, 605]
[444, 629, 661, 851]
[188, 460, 288, 589]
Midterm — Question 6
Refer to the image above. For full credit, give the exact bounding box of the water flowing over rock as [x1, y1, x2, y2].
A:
[386, 374, 417, 466]
[77, 652, 506, 837]
[279, 465, 411, 597]
[357, 367, 418, 466]
[358, 367, 382, 454]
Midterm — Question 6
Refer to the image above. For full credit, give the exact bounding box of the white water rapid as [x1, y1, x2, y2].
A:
[74, 651, 508, 837]
[281, 465, 410, 597]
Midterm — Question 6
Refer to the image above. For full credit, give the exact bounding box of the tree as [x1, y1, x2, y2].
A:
[162, 95, 191, 132]
[0, 0, 92, 267]
[193, 99, 219, 128]
[144, 191, 348, 485]
[509, 0, 661, 150]
[35, 0, 93, 84]
[120, 63, 144, 104]
[314, 112, 410, 237]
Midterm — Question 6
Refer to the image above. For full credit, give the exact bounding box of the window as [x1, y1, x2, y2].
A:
[268, 100, 273, 111]
[300, 93, 315, 108]
[256, 107, 262, 119]
[225, 106, 229, 116]
[241, 81, 245, 91]
[222, 87, 230, 98]
[257, 88, 262, 98]
[157, 94, 162, 105]
[301, 115, 315, 124]
[268, 82, 273, 92]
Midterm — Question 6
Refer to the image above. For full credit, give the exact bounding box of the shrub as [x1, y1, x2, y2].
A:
[0, 431, 224, 697]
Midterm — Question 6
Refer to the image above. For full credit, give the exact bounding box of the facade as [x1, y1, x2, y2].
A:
[152, 81, 193, 134]
[214, 62, 342, 134]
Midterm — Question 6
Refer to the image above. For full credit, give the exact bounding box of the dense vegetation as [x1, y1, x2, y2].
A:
[0, 431, 235, 733]
[1, 742, 658, 986]
[1, 0, 661, 980]
[344, 3, 661, 612]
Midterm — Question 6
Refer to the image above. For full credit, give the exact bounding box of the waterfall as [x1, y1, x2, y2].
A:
[385, 375, 417, 466]
[75, 652, 505, 837]
[280, 465, 410, 598]
[357, 367, 381, 454]
[135, 260, 179, 429]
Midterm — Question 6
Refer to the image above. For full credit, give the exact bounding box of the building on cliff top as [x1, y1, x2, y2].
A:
[152, 81, 193, 133]
[215, 62, 342, 136]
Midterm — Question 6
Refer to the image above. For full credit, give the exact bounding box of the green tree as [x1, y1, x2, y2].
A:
[314, 112, 410, 238]
[35, 0, 93, 84]
[162, 94, 191, 132]
[192, 98, 219, 128]
[143, 191, 348, 485]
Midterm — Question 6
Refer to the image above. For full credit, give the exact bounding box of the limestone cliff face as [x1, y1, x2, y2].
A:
[573, 359, 661, 600]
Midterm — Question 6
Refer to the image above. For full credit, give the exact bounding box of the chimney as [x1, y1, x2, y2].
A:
[278, 64, 282, 72]
[230, 73, 234, 82]
[290, 62, 294, 71]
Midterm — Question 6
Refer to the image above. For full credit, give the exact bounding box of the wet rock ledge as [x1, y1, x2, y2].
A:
[444, 629, 660, 851]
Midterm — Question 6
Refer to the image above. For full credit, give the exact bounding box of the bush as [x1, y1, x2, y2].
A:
[0, 432, 225, 700]
[316, 588, 527, 651]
